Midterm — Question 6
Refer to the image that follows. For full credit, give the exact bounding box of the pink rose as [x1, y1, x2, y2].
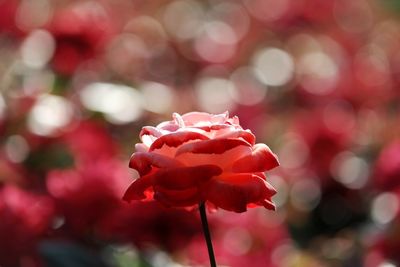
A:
[123, 112, 279, 213]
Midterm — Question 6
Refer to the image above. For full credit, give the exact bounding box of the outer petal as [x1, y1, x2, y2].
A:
[154, 187, 200, 207]
[232, 143, 279, 173]
[215, 129, 255, 145]
[175, 138, 251, 156]
[204, 173, 276, 213]
[259, 199, 276, 210]
[153, 165, 222, 190]
[129, 152, 183, 176]
[149, 131, 209, 151]
[226, 115, 240, 126]
[140, 126, 166, 147]
[140, 126, 163, 138]
[135, 143, 149, 153]
[123, 172, 155, 201]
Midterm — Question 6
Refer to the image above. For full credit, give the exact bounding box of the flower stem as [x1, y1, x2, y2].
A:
[199, 202, 217, 267]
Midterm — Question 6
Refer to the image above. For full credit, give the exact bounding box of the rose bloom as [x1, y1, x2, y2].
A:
[123, 112, 279, 213]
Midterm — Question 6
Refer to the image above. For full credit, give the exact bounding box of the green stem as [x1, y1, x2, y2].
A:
[199, 202, 217, 267]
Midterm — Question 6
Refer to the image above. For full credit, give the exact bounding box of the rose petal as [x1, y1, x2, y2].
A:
[149, 131, 209, 151]
[175, 145, 251, 170]
[226, 115, 240, 126]
[129, 152, 183, 176]
[154, 186, 200, 207]
[196, 124, 232, 132]
[140, 126, 163, 138]
[175, 138, 251, 157]
[123, 172, 155, 201]
[232, 143, 280, 173]
[181, 112, 214, 126]
[259, 199, 276, 210]
[189, 125, 250, 143]
[135, 143, 149, 153]
[153, 165, 222, 190]
[215, 129, 255, 145]
[141, 134, 157, 147]
[205, 173, 276, 212]
[156, 120, 180, 132]
[140, 126, 169, 147]
[209, 111, 229, 124]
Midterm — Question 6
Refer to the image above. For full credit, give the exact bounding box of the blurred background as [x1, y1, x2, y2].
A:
[1, 0, 400, 266]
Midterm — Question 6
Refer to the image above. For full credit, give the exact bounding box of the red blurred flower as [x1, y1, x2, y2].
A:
[61, 120, 118, 164]
[366, 219, 400, 266]
[123, 112, 279, 213]
[0, 0, 23, 38]
[185, 209, 290, 267]
[47, 2, 114, 75]
[46, 159, 131, 236]
[22, 119, 118, 188]
[98, 201, 202, 252]
[291, 107, 354, 185]
[0, 185, 54, 267]
[373, 140, 400, 191]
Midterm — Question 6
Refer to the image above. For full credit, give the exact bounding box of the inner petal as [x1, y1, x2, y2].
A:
[175, 144, 251, 171]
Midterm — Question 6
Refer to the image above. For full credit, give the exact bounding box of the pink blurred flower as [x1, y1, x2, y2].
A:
[366, 221, 400, 266]
[0, 185, 54, 267]
[25, 120, 118, 172]
[291, 108, 354, 184]
[46, 159, 131, 237]
[98, 201, 202, 252]
[0, 0, 23, 38]
[47, 2, 114, 75]
[61, 120, 118, 164]
[373, 140, 400, 191]
[185, 209, 290, 267]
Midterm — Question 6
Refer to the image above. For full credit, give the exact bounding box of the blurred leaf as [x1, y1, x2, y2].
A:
[39, 241, 109, 267]
[108, 245, 153, 267]
[52, 75, 70, 95]
[24, 144, 74, 173]
[380, 0, 400, 13]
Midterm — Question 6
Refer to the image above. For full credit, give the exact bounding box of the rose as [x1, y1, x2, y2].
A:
[123, 112, 279, 213]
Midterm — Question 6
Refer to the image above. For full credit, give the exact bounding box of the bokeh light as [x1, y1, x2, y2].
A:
[27, 94, 74, 136]
[253, 48, 294, 87]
